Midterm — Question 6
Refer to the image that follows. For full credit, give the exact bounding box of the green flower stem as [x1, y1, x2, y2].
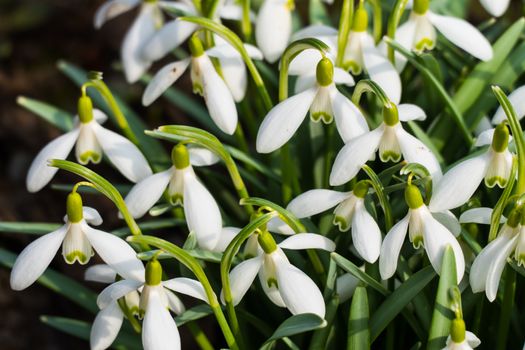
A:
[186, 322, 214, 350]
[386, 0, 409, 63]
[241, 0, 252, 41]
[367, 0, 382, 44]
[351, 79, 392, 108]
[128, 235, 239, 350]
[489, 156, 517, 242]
[323, 123, 336, 188]
[234, 123, 250, 154]
[496, 268, 516, 350]
[362, 165, 394, 231]
[336, 0, 354, 67]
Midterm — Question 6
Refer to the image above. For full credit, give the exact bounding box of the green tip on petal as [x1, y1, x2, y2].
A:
[413, 0, 429, 15]
[333, 216, 350, 232]
[484, 176, 507, 189]
[405, 185, 424, 209]
[267, 277, 278, 289]
[78, 95, 94, 123]
[189, 35, 205, 57]
[311, 111, 333, 124]
[491, 123, 509, 153]
[352, 6, 368, 32]
[145, 259, 163, 286]
[450, 319, 466, 343]
[172, 143, 190, 169]
[411, 235, 424, 249]
[353, 181, 370, 198]
[64, 251, 90, 265]
[316, 58, 334, 87]
[67, 192, 84, 223]
[257, 230, 277, 254]
[79, 151, 102, 164]
[383, 103, 399, 126]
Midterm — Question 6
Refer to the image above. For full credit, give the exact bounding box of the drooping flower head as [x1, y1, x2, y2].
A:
[255, 0, 294, 62]
[443, 318, 481, 350]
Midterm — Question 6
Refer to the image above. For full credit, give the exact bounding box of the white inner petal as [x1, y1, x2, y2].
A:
[62, 222, 94, 265]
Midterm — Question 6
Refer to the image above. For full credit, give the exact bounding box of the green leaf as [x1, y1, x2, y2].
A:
[17, 96, 74, 131]
[0, 247, 98, 313]
[0, 222, 61, 235]
[488, 156, 517, 241]
[331, 253, 388, 296]
[347, 286, 370, 350]
[308, 0, 331, 25]
[370, 266, 435, 341]
[427, 245, 457, 350]
[175, 304, 214, 326]
[260, 313, 327, 348]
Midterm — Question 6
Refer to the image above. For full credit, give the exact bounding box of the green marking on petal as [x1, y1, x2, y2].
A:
[170, 194, 184, 206]
[411, 236, 424, 249]
[129, 306, 140, 317]
[485, 176, 508, 188]
[311, 111, 333, 124]
[517, 255, 525, 267]
[414, 38, 435, 52]
[267, 278, 278, 289]
[343, 61, 362, 75]
[79, 151, 101, 165]
[333, 215, 350, 232]
[64, 251, 90, 265]
[379, 150, 401, 163]
[193, 82, 203, 96]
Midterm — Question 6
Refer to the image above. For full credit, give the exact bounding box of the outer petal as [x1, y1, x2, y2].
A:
[82, 207, 103, 226]
[273, 254, 326, 317]
[92, 123, 153, 182]
[164, 289, 185, 315]
[465, 331, 482, 347]
[226, 255, 263, 305]
[351, 200, 382, 263]
[124, 168, 172, 218]
[422, 210, 465, 282]
[121, 3, 157, 83]
[97, 279, 143, 309]
[291, 24, 338, 40]
[278, 233, 336, 252]
[428, 12, 493, 61]
[218, 55, 247, 102]
[163, 277, 209, 303]
[85, 264, 117, 283]
[94, 0, 139, 29]
[397, 104, 426, 121]
[294, 74, 316, 94]
[480, 0, 510, 17]
[396, 127, 442, 182]
[429, 154, 490, 212]
[492, 85, 525, 124]
[485, 235, 518, 301]
[142, 59, 191, 105]
[141, 20, 198, 62]
[183, 172, 222, 250]
[475, 128, 495, 147]
[469, 233, 511, 293]
[333, 68, 355, 86]
[188, 146, 220, 166]
[142, 289, 181, 350]
[329, 126, 383, 186]
[391, 18, 417, 72]
[379, 214, 410, 280]
[336, 273, 359, 303]
[26, 129, 79, 192]
[459, 207, 505, 225]
[267, 217, 296, 236]
[287, 189, 350, 218]
[83, 224, 145, 282]
[432, 211, 461, 237]
[332, 90, 369, 142]
[256, 88, 318, 153]
[10, 225, 68, 290]
[255, 0, 292, 63]
[362, 35, 402, 104]
[213, 227, 241, 252]
[90, 301, 124, 350]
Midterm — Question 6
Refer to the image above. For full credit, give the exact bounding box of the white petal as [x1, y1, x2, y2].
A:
[255, 0, 292, 62]
[397, 104, 426, 121]
[291, 24, 338, 41]
[82, 207, 103, 226]
[460, 207, 505, 225]
[92, 123, 153, 182]
[197, 56, 239, 135]
[183, 172, 222, 250]
[141, 20, 198, 62]
[188, 146, 220, 166]
[432, 211, 461, 237]
[332, 90, 369, 143]
[267, 217, 296, 236]
[274, 254, 326, 317]
[362, 35, 402, 104]
[83, 224, 145, 282]
[259, 251, 287, 307]
[26, 129, 79, 193]
[10, 225, 68, 290]
[428, 12, 493, 61]
[469, 233, 510, 293]
[329, 126, 383, 186]
[124, 168, 172, 218]
[396, 127, 442, 182]
[429, 154, 490, 212]
[164, 289, 185, 315]
[163, 277, 209, 303]
[94, 0, 139, 29]
[226, 255, 263, 305]
[336, 273, 359, 303]
[465, 331, 481, 347]
[218, 55, 248, 102]
[213, 227, 241, 252]
[294, 74, 316, 94]
[289, 50, 324, 76]
[85, 264, 117, 283]
[391, 18, 417, 72]
[97, 279, 143, 309]
[492, 85, 525, 124]
[142, 59, 191, 106]
[287, 189, 349, 218]
[475, 128, 495, 147]
[485, 235, 518, 301]
[256, 87, 317, 153]
[278, 233, 336, 251]
[90, 301, 124, 350]
[422, 210, 465, 282]
[351, 200, 382, 263]
[475, 116, 493, 136]
[379, 214, 410, 280]
[142, 289, 181, 350]
[121, 4, 157, 83]
[333, 68, 355, 86]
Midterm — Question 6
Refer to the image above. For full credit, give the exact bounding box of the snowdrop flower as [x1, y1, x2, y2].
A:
[95, 259, 209, 350]
[480, 0, 510, 17]
[26, 96, 152, 193]
[124, 143, 222, 250]
[443, 319, 481, 350]
[225, 230, 335, 317]
[492, 85, 525, 124]
[466, 208, 525, 301]
[392, 0, 493, 71]
[379, 184, 465, 281]
[429, 123, 512, 212]
[330, 103, 442, 186]
[10, 192, 144, 291]
[257, 57, 368, 153]
[255, 0, 294, 62]
[286, 181, 381, 263]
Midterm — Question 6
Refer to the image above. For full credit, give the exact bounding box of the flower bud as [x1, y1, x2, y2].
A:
[413, 0, 430, 15]
[491, 123, 509, 153]
[352, 6, 368, 32]
[353, 181, 370, 199]
[450, 318, 466, 343]
[405, 184, 424, 209]
[189, 35, 205, 58]
[78, 95, 94, 124]
[383, 103, 399, 126]
[258, 230, 277, 254]
[66, 192, 84, 223]
[316, 57, 334, 87]
[145, 259, 163, 286]
[171, 144, 190, 169]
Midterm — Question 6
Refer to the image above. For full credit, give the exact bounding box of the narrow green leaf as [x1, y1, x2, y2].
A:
[17, 96, 74, 131]
[175, 304, 214, 326]
[261, 313, 327, 348]
[488, 156, 517, 241]
[0, 222, 61, 235]
[347, 286, 370, 350]
[331, 253, 388, 296]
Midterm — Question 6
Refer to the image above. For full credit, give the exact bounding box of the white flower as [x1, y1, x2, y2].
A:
[255, 0, 293, 62]
[492, 85, 525, 124]
[124, 144, 222, 250]
[286, 181, 381, 263]
[480, 0, 510, 17]
[335, 273, 360, 303]
[379, 185, 465, 281]
[392, 0, 493, 72]
[463, 208, 524, 301]
[329, 103, 441, 186]
[443, 331, 481, 350]
[225, 230, 335, 317]
[429, 123, 512, 213]
[26, 97, 152, 193]
[10, 194, 144, 291]
[256, 57, 368, 153]
[95, 259, 209, 350]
